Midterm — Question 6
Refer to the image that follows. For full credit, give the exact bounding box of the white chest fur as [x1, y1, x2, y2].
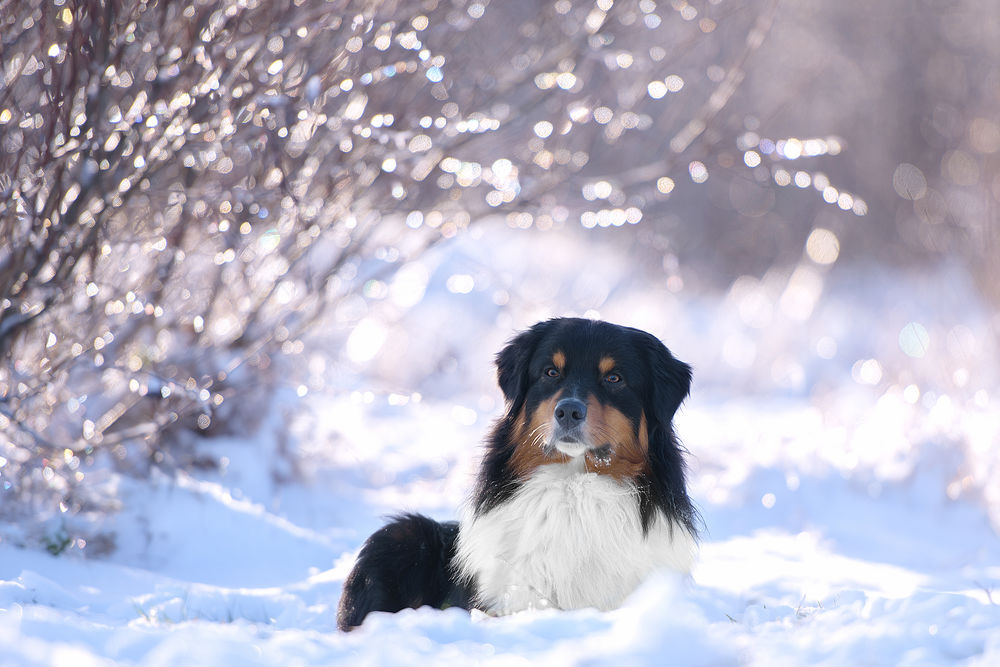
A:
[454, 461, 696, 615]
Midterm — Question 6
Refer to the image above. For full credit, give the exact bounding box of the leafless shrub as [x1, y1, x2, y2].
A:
[18, 0, 973, 549]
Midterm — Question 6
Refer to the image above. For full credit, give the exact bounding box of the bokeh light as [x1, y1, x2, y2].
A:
[805, 228, 840, 265]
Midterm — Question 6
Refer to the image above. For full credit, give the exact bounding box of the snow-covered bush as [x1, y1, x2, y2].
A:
[0, 0, 793, 549]
[2, 0, 997, 552]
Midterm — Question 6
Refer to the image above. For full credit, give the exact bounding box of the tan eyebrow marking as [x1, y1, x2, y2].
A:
[552, 350, 566, 371]
[599, 356, 616, 374]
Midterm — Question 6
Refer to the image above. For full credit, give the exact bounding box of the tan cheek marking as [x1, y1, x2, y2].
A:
[599, 357, 616, 374]
[510, 392, 568, 476]
[584, 399, 649, 481]
[552, 350, 566, 371]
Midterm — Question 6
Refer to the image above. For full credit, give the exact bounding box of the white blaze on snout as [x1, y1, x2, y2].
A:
[552, 437, 589, 457]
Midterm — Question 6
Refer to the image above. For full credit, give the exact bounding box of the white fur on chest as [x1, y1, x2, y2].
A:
[455, 461, 696, 615]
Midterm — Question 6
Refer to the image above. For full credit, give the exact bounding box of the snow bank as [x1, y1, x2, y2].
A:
[2, 223, 999, 664]
[3, 389, 999, 665]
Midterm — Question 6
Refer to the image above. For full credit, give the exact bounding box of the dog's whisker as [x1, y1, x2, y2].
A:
[527, 423, 548, 444]
[526, 424, 552, 452]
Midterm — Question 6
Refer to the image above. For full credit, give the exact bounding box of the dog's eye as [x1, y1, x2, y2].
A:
[604, 372, 622, 384]
[544, 367, 561, 378]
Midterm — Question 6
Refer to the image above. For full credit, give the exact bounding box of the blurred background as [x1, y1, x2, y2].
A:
[2, 0, 998, 552]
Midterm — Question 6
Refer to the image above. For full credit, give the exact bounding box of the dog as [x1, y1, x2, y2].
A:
[337, 318, 698, 630]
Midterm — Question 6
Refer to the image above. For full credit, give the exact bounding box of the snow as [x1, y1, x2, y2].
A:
[3, 224, 1000, 665]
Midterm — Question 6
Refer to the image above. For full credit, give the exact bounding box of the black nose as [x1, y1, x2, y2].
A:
[554, 398, 587, 429]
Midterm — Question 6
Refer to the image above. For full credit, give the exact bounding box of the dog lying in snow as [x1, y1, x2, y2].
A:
[338, 318, 699, 629]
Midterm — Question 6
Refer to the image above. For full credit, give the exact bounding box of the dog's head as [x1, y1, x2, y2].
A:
[495, 318, 692, 479]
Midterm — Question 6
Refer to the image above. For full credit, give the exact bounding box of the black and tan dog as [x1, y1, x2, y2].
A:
[338, 318, 698, 630]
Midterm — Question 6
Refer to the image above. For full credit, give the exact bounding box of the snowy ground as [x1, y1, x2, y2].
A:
[2, 224, 1000, 665]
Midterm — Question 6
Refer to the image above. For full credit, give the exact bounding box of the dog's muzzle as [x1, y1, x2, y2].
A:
[550, 397, 590, 456]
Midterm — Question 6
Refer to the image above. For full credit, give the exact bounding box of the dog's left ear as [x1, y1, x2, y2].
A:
[631, 328, 698, 536]
[496, 319, 558, 408]
[632, 328, 692, 426]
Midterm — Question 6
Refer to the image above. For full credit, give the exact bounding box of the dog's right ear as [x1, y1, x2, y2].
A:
[496, 319, 557, 407]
